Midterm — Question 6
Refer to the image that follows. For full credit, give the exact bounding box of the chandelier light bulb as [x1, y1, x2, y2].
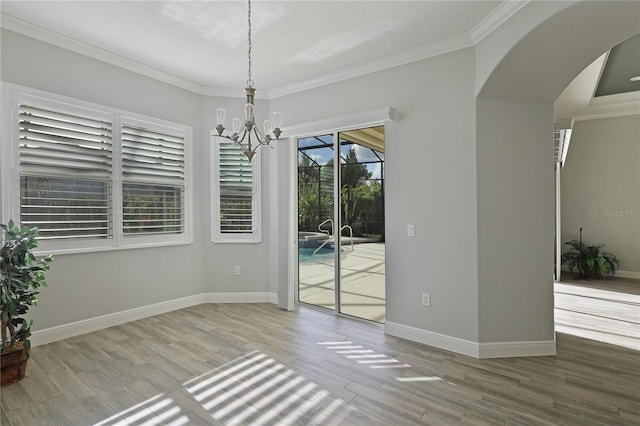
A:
[263, 119, 272, 136]
[232, 117, 242, 134]
[272, 112, 282, 129]
[216, 108, 226, 126]
[244, 103, 254, 122]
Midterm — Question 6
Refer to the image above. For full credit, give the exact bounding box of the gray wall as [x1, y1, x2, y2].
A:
[476, 98, 555, 342]
[472, 0, 639, 347]
[1, 29, 207, 328]
[1, 28, 278, 331]
[1, 0, 636, 353]
[271, 48, 480, 341]
[561, 115, 640, 274]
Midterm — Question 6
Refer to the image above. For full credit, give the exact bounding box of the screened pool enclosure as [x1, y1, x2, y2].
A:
[297, 126, 385, 323]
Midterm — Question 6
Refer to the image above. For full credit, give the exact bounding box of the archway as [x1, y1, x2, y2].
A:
[473, 1, 639, 352]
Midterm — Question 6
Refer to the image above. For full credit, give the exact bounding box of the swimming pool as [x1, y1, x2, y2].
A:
[298, 231, 330, 249]
[299, 246, 334, 262]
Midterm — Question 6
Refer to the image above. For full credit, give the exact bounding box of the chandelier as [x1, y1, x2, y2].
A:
[214, 0, 282, 161]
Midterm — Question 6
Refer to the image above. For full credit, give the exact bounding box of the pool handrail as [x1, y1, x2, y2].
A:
[318, 218, 332, 235]
[313, 220, 354, 255]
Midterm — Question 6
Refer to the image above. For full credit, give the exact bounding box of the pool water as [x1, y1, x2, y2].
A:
[299, 247, 334, 262]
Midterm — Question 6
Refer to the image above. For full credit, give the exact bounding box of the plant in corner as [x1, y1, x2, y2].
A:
[561, 240, 619, 279]
[0, 220, 52, 386]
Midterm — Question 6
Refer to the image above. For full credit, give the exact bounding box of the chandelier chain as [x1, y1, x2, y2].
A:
[214, 0, 282, 162]
[247, 0, 254, 88]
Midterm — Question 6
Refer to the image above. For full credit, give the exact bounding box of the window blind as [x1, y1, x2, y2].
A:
[121, 123, 185, 236]
[219, 141, 254, 233]
[18, 104, 113, 239]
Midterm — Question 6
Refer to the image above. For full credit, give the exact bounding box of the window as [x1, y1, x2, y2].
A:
[211, 136, 261, 243]
[3, 89, 192, 254]
[121, 121, 185, 237]
[18, 104, 113, 240]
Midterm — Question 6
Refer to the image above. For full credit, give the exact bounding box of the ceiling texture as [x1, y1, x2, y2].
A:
[1, 1, 638, 119]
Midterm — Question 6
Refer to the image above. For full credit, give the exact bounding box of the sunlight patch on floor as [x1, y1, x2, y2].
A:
[93, 394, 188, 426]
[555, 282, 640, 351]
[184, 350, 352, 425]
[93, 350, 352, 425]
[317, 341, 411, 369]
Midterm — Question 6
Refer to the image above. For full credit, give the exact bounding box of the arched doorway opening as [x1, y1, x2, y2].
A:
[473, 1, 639, 349]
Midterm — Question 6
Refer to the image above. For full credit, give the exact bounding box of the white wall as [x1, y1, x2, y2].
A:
[561, 116, 640, 274]
[476, 98, 555, 343]
[271, 48, 480, 342]
[1, 29, 206, 329]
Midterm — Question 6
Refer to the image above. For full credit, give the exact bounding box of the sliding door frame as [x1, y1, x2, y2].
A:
[285, 107, 395, 315]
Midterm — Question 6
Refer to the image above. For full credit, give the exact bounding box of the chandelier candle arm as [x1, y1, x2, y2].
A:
[213, 0, 283, 162]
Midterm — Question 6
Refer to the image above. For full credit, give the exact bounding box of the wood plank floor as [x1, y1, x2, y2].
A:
[2, 302, 639, 425]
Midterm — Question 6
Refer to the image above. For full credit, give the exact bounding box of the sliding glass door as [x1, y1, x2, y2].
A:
[297, 127, 385, 322]
[297, 134, 336, 310]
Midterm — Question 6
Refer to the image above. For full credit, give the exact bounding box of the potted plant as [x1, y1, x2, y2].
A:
[1, 220, 52, 386]
[561, 239, 619, 279]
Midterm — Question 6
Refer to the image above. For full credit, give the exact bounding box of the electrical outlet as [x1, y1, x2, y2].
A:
[422, 293, 431, 307]
[407, 224, 415, 237]
[234, 266, 241, 276]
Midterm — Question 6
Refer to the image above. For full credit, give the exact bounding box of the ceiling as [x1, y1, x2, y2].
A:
[595, 33, 640, 97]
[1, 0, 511, 97]
[1, 0, 637, 118]
[555, 33, 640, 121]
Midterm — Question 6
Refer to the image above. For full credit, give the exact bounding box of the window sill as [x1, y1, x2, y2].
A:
[211, 237, 262, 244]
[33, 237, 193, 257]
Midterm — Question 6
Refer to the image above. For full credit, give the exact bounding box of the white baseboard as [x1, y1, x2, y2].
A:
[385, 322, 480, 358]
[478, 339, 556, 358]
[32, 292, 556, 359]
[385, 321, 556, 359]
[202, 292, 278, 304]
[31, 292, 277, 348]
[615, 270, 640, 280]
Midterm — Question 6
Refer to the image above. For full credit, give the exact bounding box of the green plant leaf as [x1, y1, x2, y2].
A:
[1, 220, 53, 350]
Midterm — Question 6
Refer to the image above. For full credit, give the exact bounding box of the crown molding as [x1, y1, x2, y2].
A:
[3, 2, 529, 101]
[590, 90, 640, 108]
[0, 14, 215, 95]
[469, 0, 530, 44]
[571, 108, 640, 122]
[200, 86, 268, 100]
[556, 85, 640, 122]
[268, 33, 473, 99]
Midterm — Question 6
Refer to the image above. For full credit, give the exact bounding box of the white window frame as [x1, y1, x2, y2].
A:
[119, 116, 190, 248]
[0, 83, 193, 255]
[210, 131, 262, 243]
